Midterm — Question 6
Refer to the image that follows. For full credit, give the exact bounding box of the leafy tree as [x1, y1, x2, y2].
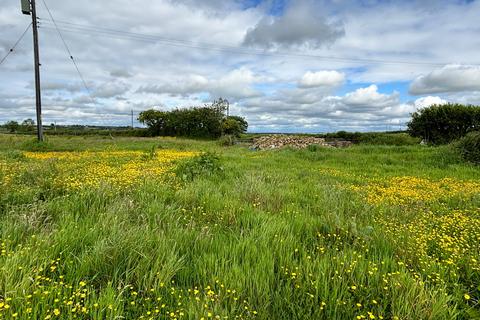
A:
[5, 121, 20, 133]
[454, 131, 480, 165]
[228, 116, 248, 133]
[221, 116, 248, 137]
[407, 103, 480, 144]
[138, 99, 245, 139]
[21, 118, 35, 132]
[138, 110, 169, 136]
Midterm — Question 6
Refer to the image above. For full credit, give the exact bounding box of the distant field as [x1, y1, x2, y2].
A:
[0, 134, 479, 319]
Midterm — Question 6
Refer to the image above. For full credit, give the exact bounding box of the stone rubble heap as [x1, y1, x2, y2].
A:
[251, 135, 352, 150]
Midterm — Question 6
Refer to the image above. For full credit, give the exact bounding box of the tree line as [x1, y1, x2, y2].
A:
[3, 119, 36, 133]
[407, 103, 480, 144]
[407, 103, 480, 164]
[138, 98, 248, 138]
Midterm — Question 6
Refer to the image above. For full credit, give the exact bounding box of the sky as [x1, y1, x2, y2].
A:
[1, 0, 480, 132]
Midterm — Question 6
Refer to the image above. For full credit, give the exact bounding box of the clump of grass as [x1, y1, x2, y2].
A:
[306, 144, 329, 152]
[141, 145, 157, 160]
[4, 150, 25, 160]
[174, 152, 223, 181]
[21, 138, 55, 151]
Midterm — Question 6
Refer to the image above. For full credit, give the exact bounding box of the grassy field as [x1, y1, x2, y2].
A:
[0, 134, 479, 319]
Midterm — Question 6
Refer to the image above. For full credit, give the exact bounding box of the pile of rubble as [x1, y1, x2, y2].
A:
[250, 135, 353, 150]
[251, 135, 351, 150]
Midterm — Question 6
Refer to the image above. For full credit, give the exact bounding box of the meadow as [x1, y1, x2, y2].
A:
[0, 134, 479, 319]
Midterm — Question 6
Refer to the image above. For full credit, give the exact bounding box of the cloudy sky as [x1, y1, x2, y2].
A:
[1, 0, 480, 132]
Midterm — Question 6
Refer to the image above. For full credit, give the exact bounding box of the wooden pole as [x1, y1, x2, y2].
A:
[31, 0, 43, 141]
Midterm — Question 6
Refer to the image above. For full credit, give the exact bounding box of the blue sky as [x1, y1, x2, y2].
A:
[1, 0, 480, 132]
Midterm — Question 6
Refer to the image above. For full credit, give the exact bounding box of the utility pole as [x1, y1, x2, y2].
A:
[131, 110, 134, 128]
[22, 0, 43, 141]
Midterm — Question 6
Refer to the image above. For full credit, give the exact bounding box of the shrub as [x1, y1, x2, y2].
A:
[21, 118, 36, 132]
[218, 135, 235, 146]
[21, 139, 55, 151]
[138, 99, 247, 139]
[221, 116, 248, 137]
[174, 152, 223, 181]
[138, 106, 224, 138]
[359, 133, 420, 146]
[454, 131, 480, 165]
[407, 103, 480, 144]
[333, 131, 363, 141]
[5, 121, 20, 133]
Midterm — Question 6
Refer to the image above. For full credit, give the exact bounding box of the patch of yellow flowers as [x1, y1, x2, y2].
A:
[347, 175, 480, 305]
[379, 208, 480, 274]
[350, 176, 480, 206]
[0, 265, 257, 319]
[1, 150, 197, 192]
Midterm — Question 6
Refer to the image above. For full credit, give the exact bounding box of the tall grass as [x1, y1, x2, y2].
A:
[0, 134, 479, 319]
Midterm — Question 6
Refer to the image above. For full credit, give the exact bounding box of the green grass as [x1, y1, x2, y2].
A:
[0, 134, 479, 319]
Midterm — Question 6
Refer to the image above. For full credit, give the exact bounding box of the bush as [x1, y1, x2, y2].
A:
[21, 139, 55, 151]
[332, 131, 363, 141]
[174, 152, 223, 181]
[138, 106, 224, 138]
[454, 131, 480, 165]
[139, 99, 247, 139]
[407, 103, 480, 144]
[218, 135, 235, 146]
[221, 116, 248, 137]
[359, 133, 420, 146]
[21, 119, 36, 133]
[321, 131, 419, 145]
[4, 121, 20, 133]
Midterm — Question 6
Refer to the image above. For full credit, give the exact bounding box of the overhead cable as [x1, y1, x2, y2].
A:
[0, 23, 32, 67]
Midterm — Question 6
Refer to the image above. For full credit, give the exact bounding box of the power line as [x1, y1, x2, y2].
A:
[40, 0, 95, 104]
[38, 24, 445, 67]
[37, 19, 471, 67]
[0, 23, 32, 66]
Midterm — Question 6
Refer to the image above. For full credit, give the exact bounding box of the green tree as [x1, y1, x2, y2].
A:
[138, 100, 232, 138]
[454, 131, 480, 165]
[138, 110, 170, 136]
[5, 121, 20, 133]
[21, 118, 35, 132]
[407, 103, 480, 144]
[221, 116, 248, 137]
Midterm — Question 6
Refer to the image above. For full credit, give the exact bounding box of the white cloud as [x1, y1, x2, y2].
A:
[137, 75, 209, 96]
[238, 84, 410, 132]
[410, 64, 480, 95]
[243, 0, 344, 49]
[210, 68, 263, 99]
[137, 68, 262, 100]
[343, 85, 399, 110]
[93, 81, 130, 99]
[298, 71, 345, 88]
[1, 0, 480, 131]
[414, 96, 448, 109]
